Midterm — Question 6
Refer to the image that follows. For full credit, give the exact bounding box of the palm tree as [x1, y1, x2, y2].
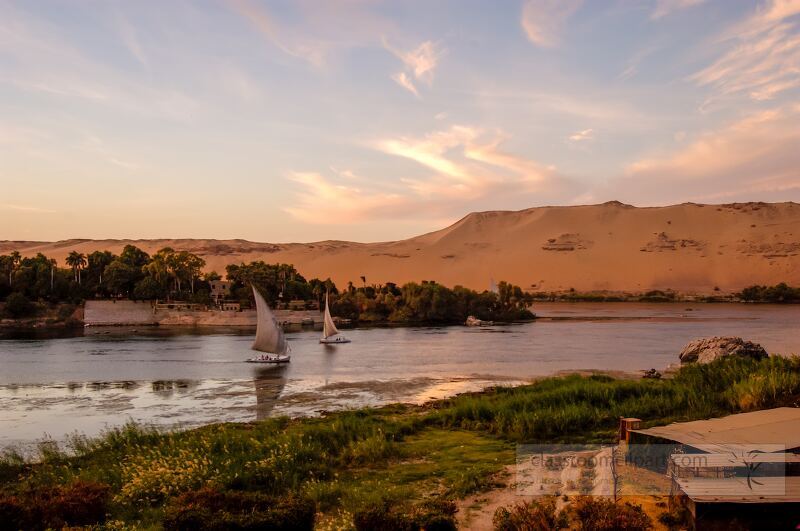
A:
[65, 251, 87, 284]
[10, 251, 20, 286]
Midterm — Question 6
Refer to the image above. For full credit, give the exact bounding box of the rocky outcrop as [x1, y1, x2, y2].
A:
[678, 336, 768, 365]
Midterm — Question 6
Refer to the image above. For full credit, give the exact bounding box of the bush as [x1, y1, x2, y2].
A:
[162, 488, 315, 531]
[353, 498, 457, 531]
[0, 480, 110, 530]
[353, 501, 415, 531]
[658, 507, 691, 529]
[572, 497, 652, 531]
[4, 292, 35, 318]
[493, 498, 567, 530]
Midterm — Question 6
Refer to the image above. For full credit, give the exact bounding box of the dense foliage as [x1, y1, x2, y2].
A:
[0, 248, 534, 323]
[0, 246, 211, 311]
[225, 261, 534, 322]
[329, 279, 534, 324]
[739, 282, 800, 303]
[2, 356, 799, 528]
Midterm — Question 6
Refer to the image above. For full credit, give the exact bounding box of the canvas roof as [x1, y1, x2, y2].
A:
[630, 407, 800, 453]
[676, 477, 800, 503]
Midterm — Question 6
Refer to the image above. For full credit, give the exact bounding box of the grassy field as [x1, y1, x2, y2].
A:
[2, 356, 800, 529]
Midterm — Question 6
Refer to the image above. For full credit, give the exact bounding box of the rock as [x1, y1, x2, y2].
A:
[642, 368, 662, 379]
[678, 336, 768, 364]
[465, 315, 494, 327]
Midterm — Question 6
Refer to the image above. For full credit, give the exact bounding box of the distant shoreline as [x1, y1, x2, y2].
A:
[2, 296, 798, 333]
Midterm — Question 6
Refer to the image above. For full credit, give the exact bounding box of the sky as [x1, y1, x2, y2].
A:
[1, 0, 799, 242]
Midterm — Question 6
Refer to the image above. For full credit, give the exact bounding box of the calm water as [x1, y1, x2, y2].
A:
[2, 303, 799, 447]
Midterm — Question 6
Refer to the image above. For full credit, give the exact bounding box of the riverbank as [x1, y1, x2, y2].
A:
[0, 302, 83, 330]
[2, 356, 799, 529]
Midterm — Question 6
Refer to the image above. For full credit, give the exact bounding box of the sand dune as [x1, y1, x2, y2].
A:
[4, 201, 800, 294]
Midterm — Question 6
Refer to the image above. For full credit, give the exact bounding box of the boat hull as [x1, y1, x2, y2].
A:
[319, 337, 351, 344]
[246, 355, 291, 364]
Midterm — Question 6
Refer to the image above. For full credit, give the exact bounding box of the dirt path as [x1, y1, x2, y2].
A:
[456, 466, 535, 530]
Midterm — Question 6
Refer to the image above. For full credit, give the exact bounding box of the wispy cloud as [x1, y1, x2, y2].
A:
[385, 39, 443, 97]
[651, 0, 706, 20]
[569, 128, 594, 142]
[520, 0, 582, 47]
[284, 171, 406, 223]
[691, 0, 800, 105]
[114, 13, 149, 68]
[612, 104, 800, 203]
[391, 72, 419, 97]
[227, 0, 328, 67]
[618, 46, 659, 80]
[376, 125, 566, 200]
[287, 125, 577, 224]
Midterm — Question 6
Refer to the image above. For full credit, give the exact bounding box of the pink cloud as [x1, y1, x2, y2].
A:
[612, 104, 800, 203]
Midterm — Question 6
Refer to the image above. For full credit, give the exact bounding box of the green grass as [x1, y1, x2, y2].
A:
[2, 356, 800, 528]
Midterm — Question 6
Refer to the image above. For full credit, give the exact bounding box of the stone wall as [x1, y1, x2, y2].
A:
[84, 301, 323, 327]
[84, 300, 157, 326]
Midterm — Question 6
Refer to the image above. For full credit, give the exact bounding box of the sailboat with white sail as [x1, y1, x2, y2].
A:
[247, 285, 291, 363]
[319, 293, 350, 344]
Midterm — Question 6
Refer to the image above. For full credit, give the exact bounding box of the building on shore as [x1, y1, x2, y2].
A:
[209, 280, 232, 307]
[627, 408, 800, 529]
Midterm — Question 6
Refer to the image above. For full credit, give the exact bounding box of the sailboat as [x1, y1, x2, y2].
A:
[247, 285, 291, 363]
[319, 293, 350, 344]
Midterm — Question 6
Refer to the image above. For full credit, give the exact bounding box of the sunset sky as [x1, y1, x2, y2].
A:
[2, 0, 799, 242]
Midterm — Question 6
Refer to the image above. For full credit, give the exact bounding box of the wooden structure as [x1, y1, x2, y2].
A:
[618, 417, 641, 442]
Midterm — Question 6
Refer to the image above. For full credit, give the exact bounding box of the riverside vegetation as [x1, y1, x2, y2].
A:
[0, 246, 534, 325]
[2, 246, 797, 326]
[2, 356, 800, 529]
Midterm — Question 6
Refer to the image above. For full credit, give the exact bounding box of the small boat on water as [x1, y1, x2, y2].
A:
[319, 293, 351, 344]
[247, 285, 291, 364]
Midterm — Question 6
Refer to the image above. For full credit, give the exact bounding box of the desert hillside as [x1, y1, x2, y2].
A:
[3, 201, 800, 294]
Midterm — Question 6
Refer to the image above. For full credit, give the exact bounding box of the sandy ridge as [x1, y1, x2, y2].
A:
[3, 201, 800, 294]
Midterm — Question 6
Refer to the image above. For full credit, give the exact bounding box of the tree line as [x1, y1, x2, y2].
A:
[0, 247, 534, 323]
[0, 246, 213, 317]
[739, 283, 800, 303]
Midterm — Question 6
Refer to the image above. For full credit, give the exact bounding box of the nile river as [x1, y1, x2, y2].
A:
[2, 303, 799, 448]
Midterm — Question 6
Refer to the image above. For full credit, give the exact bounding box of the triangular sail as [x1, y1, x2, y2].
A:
[252, 285, 287, 354]
[322, 293, 340, 339]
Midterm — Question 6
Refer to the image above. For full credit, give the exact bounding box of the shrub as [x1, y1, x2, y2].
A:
[162, 488, 315, 530]
[658, 507, 691, 529]
[57, 303, 76, 320]
[4, 292, 35, 318]
[353, 501, 415, 531]
[572, 497, 652, 531]
[0, 480, 110, 530]
[493, 498, 567, 530]
[414, 499, 458, 531]
[353, 498, 457, 531]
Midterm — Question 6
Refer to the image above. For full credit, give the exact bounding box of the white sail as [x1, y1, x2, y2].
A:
[252, 285, 288, 354]
[322, 293, 340, 339]
[490, 278, 499, 294]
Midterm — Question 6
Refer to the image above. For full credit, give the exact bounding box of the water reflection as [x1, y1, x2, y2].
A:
[151, 380, 198, 397]
[253, 366, 288, 420]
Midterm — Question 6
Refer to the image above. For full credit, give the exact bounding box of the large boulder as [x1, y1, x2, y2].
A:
[679, 336, 768, 365]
